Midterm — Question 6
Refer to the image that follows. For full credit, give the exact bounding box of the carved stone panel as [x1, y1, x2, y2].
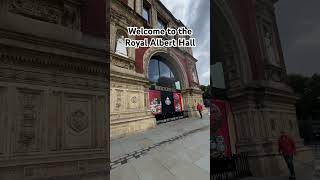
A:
[48, 91, 62, 151]
[14, 88, 43, 154]
[64, 94, 93, 150]
[8, 0, 84, 29]
[114, 89, 124, 112]
[112, 56, 135, 70]
[9, 0, 62, 23]
[127, 92, 139, 109]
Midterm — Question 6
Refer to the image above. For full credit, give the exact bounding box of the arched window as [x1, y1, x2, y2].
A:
[148, 56, 181, 90]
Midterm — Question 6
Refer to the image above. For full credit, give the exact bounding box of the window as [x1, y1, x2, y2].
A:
[149, 60, 159, 83]
[211, 62, 226, 89]
[148, 57, 180, 89]
[143, 3, 151, 24]
[157, 16, 166, 29]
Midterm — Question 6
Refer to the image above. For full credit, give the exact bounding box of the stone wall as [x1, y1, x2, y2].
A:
[0, 0, 109, 179]
[213, 0, 313, 176]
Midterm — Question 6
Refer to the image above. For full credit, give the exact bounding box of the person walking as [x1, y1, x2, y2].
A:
[278, 131, 296, 179]
[196, 103, 203, 119]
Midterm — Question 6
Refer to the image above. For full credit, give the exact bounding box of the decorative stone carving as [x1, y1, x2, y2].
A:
[16, 89, 42, 153]
[9, 0, 61, 23]
[8, 0, 84, 29]
[64, 94, 94, 149]
[192, 65, 199, 83]
[131, 96, 137, 104]
[61, 4, 79, 29]
[69, 110, 88, 133]
[264, 32, 278, 66]
[112, 57, 134, 70]
[115, 89, 123, 111]
[0, 46, 107, 76]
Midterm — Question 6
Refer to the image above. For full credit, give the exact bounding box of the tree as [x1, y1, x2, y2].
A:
[200, 85, 212, 107]
[287, 73, 320, 120]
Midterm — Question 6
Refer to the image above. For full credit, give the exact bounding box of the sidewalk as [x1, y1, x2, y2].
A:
[110, 115, 210, 163]
[110, 116, 210, 180]
[241, 160, 319, 180]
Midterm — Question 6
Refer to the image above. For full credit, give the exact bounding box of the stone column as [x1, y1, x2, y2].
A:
[230, 85, 313, 176]
[182, 88, 203, 118]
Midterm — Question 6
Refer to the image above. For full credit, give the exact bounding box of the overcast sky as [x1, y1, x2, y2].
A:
[160, 0, 210, 85]
[156, 1, 320, 84]
[276, 0, 320, 76]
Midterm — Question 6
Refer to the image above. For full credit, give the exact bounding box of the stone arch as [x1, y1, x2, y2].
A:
[143, 47, 189, 89]
[214, 0, 252, 87]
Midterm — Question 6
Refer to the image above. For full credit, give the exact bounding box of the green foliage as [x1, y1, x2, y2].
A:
[200, 85, 212, 100]
[287, 73, 320, 119]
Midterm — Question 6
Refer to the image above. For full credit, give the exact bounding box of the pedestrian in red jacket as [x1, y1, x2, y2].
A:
[278, 131, 296, 179]
[196, 103, 203, 119]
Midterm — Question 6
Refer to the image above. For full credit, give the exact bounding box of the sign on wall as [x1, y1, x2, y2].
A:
[149, 90, 162, 114]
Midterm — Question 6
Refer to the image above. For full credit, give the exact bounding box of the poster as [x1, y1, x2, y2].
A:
[210, 99, 231, 157]
[149, 90, 162, 114]
[173, 92, 183, 112]
[160, 91, 174, 115]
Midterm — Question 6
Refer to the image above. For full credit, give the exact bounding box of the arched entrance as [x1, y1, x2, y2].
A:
[213, 0, 251, 90]
[147, 53, 185, 121]
[212, 0, 252, 155]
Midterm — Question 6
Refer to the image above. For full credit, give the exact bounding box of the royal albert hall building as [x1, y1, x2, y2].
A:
[110, 0, 203, 138]
[212, 0, 313, 176]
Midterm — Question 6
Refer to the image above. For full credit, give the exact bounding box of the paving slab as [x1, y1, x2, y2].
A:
[110, 116, 210, 180]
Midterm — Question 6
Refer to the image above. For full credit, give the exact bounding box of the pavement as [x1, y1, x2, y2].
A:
[109, 113, 320, 180]
[110, 115, 210, 180]
[240, 154, 319, 180]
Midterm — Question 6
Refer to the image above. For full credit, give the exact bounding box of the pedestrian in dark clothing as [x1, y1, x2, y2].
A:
[196, 103, 203, 119]
[278, 131, 296, 179]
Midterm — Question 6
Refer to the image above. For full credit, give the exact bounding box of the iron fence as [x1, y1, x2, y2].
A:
[211, 153, 252, 180]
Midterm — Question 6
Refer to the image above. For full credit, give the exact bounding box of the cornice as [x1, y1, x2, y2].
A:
[0, 45, 107, 76]
[0, 30, 107, 63]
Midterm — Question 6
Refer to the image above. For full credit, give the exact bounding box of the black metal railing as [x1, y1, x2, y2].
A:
[211, 153, 252, 180]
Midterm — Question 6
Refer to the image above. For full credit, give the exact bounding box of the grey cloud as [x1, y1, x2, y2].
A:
[160, 0, 210, 85]
[276, 0, 320, 76]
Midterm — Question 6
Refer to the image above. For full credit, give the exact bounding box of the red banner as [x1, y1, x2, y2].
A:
[173, 92, 183, 112]
[210, 99, 232, 157]
[149, 90, 162, 114]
